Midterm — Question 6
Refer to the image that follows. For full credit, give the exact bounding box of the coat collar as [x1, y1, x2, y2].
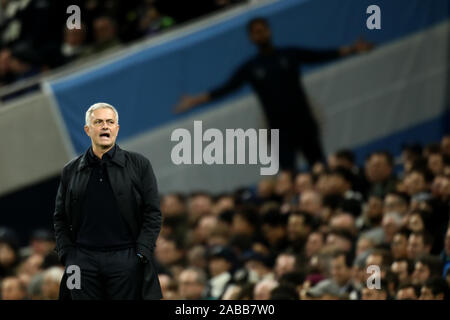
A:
[77, 144, 126, 171]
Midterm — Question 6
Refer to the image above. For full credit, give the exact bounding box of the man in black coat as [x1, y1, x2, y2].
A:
[53, 102, 162, 300]
[175, 17, 373, 170]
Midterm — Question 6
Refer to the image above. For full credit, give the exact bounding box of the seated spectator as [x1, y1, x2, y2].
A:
[41, 267, 64, 300]
[407, 231, 432, 260]
[419, 277, 449, 300]
[84, 16, 121, 56]
[411, 254, 443, 286]
[253, 278, 278, 300]
[205, 245, 235, 299]
[396, 282, 420, 300]
[0, 276, 27, 300]
[391, 229, 410, 260]
[138, 2, 175, 37]
[364, 151, 397, 198]
[178, 267, 207, 300]
[274, 252, 297, 280]
[305, 231, 325, 258]
[0, 48, 41, 86]
[286, 211, 316, 251]
[270, 283, 299, 300]
[391, 258, 414, 285]
[361, 280, 389, 300]
[54, 24, 88, 67]
[294, 172, 314, 195]
[307, 251, 355, 299]
[298, 190, 323, 217]
[0, 227, 20, 278]
[403, 169, 432, 199]
[187, 192, 214, 224]
[27, 273, 44, 300]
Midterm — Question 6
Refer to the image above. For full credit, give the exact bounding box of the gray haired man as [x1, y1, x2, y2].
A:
[54, 102, 162, 299]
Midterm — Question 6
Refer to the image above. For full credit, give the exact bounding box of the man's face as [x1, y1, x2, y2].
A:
[305, 232, 323, 257]
[361, 288, 387, 300]
[1, 278, 26, 300]
[391, 261, 409, 284]
[411, 262, 430, 285]
[384, 194, 407, 215]
[299, 191, 322, 215]
[275, 171, 293, 196]
[326, 234, 352, 252]
[365, 154, 392, 183]
[42, 276, 60, 300]
[391, 234, 408, 259]
[287, 214, 309, 241]
[428, 154, 443, 175]
[404, 172, 427, 196]
[419, 286, 442, 300]
[365, 254, 383, 269]
[249, 22, 271, 47]
[407, 234, 427, 260]
[396, 287, 417, 300]
[65, 27, 86, 46]
[161, 195, 185, 217]
[84, 108, 119, 150]
[326, 174, 349, 195]
[94, 17, 116, 43]
[330, 255, 350, 286]
[295, 173, 313, 193]
[208, 257, 231, 277]
[274, 254, 295, 278]
[155, 238, 182, 266]
[178, 270, 204, 300]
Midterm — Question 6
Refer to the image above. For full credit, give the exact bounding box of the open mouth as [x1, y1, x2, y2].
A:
[99, 133, 110, 138]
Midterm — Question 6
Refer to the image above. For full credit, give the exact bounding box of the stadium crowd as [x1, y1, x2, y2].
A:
[0, 0, 246, 88]
[1, 135, 450, 300]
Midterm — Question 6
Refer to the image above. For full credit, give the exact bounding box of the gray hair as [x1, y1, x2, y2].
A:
[85, 102, 119, 126]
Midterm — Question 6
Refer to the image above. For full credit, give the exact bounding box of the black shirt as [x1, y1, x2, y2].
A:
[210, 47, 340, 130]
[76, 145, 135, 250]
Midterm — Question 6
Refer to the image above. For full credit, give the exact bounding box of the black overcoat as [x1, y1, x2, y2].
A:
[53, 145, 162, 299]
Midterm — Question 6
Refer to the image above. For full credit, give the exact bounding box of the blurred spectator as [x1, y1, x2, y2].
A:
[253, 278, 278, 300]
[41, 267, 64, 300]
[0, 227, 20, 278]
[178, 267, 207, 299]
[84, 16, 121, 56]
[396, 282, 420, 300]
[52, 24, 88, 67]
[138, 1, 175, 37]
[411, 255, 443, 286]
[361, 280, 388, 300]
[27, 272, 44, 300]
[205, 245, 235, 299]
[419, 277, 449, 300]
[391, 258, 413, 285]
[0, 276, 27, 300]
[407, 231, 432, 260]
[364, 152, 397, 198]
[307, 251, 354, 299]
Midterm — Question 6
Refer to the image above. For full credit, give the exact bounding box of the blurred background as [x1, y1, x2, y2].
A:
[0, 0, 449, 300]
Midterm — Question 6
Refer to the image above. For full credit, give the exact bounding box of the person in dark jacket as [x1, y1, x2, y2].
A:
[175, 17, 373, 170]
[53, 102, 162, 300]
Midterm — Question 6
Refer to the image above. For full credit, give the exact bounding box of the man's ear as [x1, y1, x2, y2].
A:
[84, 125, 90, 137]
